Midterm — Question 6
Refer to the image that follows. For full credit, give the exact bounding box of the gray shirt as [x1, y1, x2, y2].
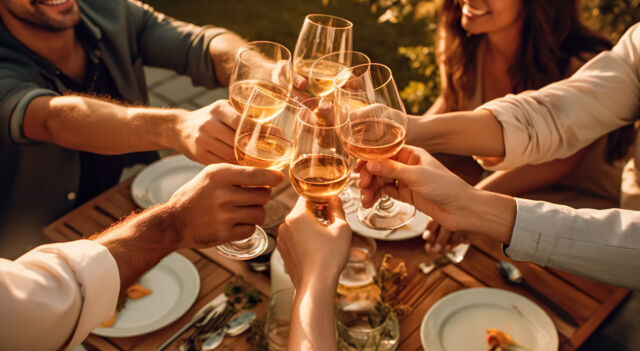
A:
[480, 23, 640, 289]
[0, 0, 226, 258]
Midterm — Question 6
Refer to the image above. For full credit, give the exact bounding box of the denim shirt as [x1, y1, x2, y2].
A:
[0, 0, 226, 257]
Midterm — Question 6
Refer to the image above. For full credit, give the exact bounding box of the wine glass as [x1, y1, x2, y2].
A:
[336, 63, 416, 230]
[290, 96, 351, 222]
[293, 14, 353, 90]
[308, 51, 370, 97]
[216, 87, 300, 260]
[308, 51, 370, 210]
[229, 41, 293, 117]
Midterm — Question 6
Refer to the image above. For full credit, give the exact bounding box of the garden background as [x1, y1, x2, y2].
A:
[146, 0, 640, 114]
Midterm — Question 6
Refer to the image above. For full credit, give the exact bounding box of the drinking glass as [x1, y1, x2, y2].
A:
[338, 236, 377, 296]
[293, 14, 353, 89]
[307, 51, 370, 97]
[265, 288, 295, 351]
[290, 96, 351, 222]
[216, 87, 300, 260]
[229, 41, 293, 117]
[307, 51, 370, 209]
[336, 63, 415, 230]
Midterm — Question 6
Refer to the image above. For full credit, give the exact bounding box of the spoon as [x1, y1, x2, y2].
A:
[200, 311, 257, 350]
[496, 260, 578, 326]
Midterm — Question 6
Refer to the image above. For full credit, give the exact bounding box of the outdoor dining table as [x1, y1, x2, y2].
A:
[43, 173, 629, 351]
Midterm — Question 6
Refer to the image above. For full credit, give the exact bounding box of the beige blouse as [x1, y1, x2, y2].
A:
[477, 23, 640, 289]
[466, 40, 625, 203]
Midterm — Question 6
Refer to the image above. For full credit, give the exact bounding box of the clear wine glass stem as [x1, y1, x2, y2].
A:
[376, 193, 398, 213]
[313, 203, 330, 225]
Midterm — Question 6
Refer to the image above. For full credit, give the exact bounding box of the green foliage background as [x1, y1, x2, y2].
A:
[366, 0, 640, 114]
[146, 0, 639, 114]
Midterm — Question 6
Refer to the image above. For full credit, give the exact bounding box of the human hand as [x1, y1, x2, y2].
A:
[423, 217, 470, 253]
[174, 99, 240, 164]
[358, 145, 476, 232]
[277, 197, 352, 289]
[167, 164, 284, 248]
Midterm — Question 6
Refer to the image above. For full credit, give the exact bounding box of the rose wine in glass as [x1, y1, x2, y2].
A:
[216, 87, 300, 260]
[307, 51, 369, 97]
[290, 97, 351, 222]
[229, 41, 292, 118]
[336, 63, 415, 230]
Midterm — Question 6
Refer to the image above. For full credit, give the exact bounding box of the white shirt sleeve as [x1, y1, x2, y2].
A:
[477, 22, 640, 170]
[506, 198, 640, 290]
[0, 240, 120, 351]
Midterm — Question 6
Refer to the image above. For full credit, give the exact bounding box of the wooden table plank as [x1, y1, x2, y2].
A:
[472, 235, 619, 303]
[41, 172, 629, 351]
[398, 278, 463, 351]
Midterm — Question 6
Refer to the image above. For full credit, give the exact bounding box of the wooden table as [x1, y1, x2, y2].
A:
[44, 177, 628, 351]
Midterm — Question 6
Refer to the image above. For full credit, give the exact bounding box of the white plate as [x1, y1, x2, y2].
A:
[92, 252, 200, 338]
[346, 209, 429, 241]
[421, 287, 558, 351]
[131, 155, 204, 208]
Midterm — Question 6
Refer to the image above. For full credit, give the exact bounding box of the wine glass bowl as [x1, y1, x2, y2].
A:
[294, 14, 353, 89]
[234, 88, 300, 171]
[290, 97, 352, 221]
[229, 41, 292, 118]
[216, 87, 302, 260]
[336, 63, 415, 230]
[308, 51, 370, 97]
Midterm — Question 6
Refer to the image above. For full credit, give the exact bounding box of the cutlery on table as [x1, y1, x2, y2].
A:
[200, 311, 257, 350]
[497, 260, 579, 327]
[156, 293, 228, 351]
[418, 246, 466, 274]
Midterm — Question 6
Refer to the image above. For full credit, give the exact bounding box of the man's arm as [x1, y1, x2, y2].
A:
[360, 145, 640, 290]
[127, 1, 245, 88]
[208, 31, 247, 86]
[22, 95, 240, 164]
[408, 23, 640, 168]
[0, 164, 284, 351]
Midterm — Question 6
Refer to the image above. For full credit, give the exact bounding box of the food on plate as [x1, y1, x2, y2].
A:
[486, 328, 529, 351]
[99, 284, 153, 328]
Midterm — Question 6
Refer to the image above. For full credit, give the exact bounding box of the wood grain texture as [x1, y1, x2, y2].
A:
[42, 173, 628, 351]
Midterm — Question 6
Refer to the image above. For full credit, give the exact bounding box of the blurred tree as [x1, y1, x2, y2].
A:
[360, 0, 640, 114]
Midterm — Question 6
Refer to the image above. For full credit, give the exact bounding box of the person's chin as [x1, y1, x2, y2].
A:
[35, 0, 80, 28]
[460, 18, 488, 35]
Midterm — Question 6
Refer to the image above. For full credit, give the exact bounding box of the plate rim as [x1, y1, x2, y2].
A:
[91, 252, 200, 337]
[131, 155, 204, 209]
[347, 210, 429, 241]
[420, 287, 558, 351]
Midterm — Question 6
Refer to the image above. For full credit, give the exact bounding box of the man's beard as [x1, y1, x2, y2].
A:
[6, 3, 80, 31]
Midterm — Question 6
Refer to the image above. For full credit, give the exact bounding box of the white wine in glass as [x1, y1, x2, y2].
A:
[308, 51, 370, 97]
[229, 41, 292, 119]
[216, 87, 300, 260]
[336, 63, 415, 230]
[294, 14, 352, 92]
[290, 97, 351, 222]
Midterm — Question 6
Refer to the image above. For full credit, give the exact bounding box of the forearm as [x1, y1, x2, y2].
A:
[506, 199, 640, 289]
[23, 95, 184, 155]
[208, 31, 247, 86]
[460, 188, 517, 245]
[92, 204, 179, 296]
[290, 277, 339, 351]
[476, 147, 588, 196]
[407, 109, 505, 156]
